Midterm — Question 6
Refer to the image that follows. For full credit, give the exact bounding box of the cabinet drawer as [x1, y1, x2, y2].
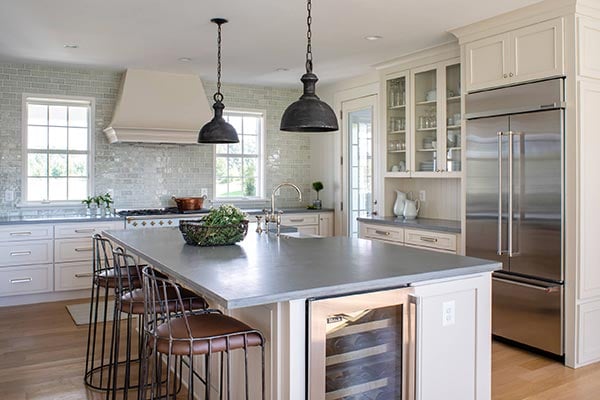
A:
[0, 240, 53, 267]
[55, 221, 123, 239]
[0, 264, 53, 296]
[55, 238, 94, 262]
[404, 229, 456, 252]
[0, 224, 53, 242]
[55, 262, 94, 291]
[280, 214, 319, 226]
[362, 225, 404, 243]
[297, 225, 320, 236]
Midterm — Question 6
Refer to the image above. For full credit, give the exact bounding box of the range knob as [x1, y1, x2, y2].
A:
[150, 221, 156, 226]
[141, 221, 147, 226]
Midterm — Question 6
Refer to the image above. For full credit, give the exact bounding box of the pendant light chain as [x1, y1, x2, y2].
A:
[305, 0, 313, 73]
[215, 21, 224, 102]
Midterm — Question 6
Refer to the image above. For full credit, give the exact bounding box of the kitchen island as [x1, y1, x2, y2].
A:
[104, 227, 500, 400]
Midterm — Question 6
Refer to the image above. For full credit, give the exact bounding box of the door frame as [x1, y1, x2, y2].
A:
[333, 83, 380, 236]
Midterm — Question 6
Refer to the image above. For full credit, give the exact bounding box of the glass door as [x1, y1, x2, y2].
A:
[384, 73, 409, 176]
[412, 67, 438, 175]
[342, 96, 377, 237]
[444, 63, 462, 174]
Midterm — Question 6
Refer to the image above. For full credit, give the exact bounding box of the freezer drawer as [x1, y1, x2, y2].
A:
[492, 274, 563, 355]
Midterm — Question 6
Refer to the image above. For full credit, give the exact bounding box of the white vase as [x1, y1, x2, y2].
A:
[393, 190, 408, 217]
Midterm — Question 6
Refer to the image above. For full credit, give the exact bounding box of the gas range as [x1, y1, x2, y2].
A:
[116, 208, 209, 229]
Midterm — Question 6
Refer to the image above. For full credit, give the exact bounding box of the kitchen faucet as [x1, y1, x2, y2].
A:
[264, 182, 302, 236]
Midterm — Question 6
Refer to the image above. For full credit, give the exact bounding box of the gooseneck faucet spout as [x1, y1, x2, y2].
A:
[265, 182, 303, 236]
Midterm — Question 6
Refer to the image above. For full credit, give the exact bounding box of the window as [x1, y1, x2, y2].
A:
[215, 110, 264, 199]
[23, 96, 93, 203]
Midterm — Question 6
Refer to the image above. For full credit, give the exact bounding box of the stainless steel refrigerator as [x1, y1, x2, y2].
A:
[465, 78, 564, 356]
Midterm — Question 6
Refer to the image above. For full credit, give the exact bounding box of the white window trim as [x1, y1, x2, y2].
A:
[213, 108, 267, 202]
[19, 93, 96, 208]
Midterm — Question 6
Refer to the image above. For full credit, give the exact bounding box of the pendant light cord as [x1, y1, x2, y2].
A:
[305, 0, 313, 73]
[215, 21, 224, 102]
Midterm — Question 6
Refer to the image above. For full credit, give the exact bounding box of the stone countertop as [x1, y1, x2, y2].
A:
[357, 216, 461, 233]
[103, 228, 498, 309]
[0, 213, 124, 225]
[0, 207, 334, 225]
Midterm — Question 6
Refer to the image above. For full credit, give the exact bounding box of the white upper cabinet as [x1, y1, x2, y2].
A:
[465, 18, 564, 92]
[465, 33, 511, 92]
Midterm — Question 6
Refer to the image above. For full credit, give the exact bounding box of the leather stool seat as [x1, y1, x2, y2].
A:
[96, 265, 144, 288]
[154, 313, 263, 355]
[120, 287, 208, 315]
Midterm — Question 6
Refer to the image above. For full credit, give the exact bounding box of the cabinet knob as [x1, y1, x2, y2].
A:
[509, 72, 514, 77]
[503, 73, 508, 78]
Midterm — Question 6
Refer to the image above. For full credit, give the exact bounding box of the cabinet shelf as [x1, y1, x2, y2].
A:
[416, 100, 437, 105]
[447, 96, 461, 101]
[388, 130, 406, 134]
[416, 127, 437, 131]
[417, 148, 436, 152]
[447, 125, 461, 129]
[388, 150, 406, 153]
[388, 104, 406, 109]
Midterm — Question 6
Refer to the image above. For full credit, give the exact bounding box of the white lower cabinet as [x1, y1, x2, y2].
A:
[0, 220, 123, 301]
[412, 274, 491, 400]
[281, 212, 334, 237]
[359, 221, 459, 254]
[55, 261, 95, 291]
[0, 264, 53, 296]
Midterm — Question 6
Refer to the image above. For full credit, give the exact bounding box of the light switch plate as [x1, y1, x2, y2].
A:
[4, 190, 14, 202]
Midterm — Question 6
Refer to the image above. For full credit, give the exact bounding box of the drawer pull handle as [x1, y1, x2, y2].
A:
[75, 273, 93, 278]
[375, 230, 391, 236]
[420, 236, 438, 243]
[9, 231, 32, 236]
[289, 218, 304, 223]
[10, 277, 32, 284]
[74, 247, 93, 252]
[10, 251, 32, 256]
[74, 229, 95, 233]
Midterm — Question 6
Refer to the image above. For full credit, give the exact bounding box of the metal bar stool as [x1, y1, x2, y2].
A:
[85, 234, 139, 392]
[110, 249, 209, 400]
[139, 266, 266, 400]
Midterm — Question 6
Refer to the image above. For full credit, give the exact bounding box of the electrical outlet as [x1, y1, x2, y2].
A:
[4, 190, 14, 202]
[442, 300, 455, 327]
[200, 188, 208, 197]
[419, 190, 426, 202]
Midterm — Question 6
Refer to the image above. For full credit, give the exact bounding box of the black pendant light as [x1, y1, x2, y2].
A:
[280, 0, 338, 132]
[198, 18, 239, 144]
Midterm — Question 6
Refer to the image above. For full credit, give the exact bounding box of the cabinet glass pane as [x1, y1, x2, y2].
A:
[414, 69, 437, 172]
[386, 76, 407, 172]
[445, 63, 462, 172]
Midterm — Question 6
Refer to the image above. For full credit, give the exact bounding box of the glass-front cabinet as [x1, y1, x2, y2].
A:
[382, 59, 462, 178]
[383, 72, 410, 177]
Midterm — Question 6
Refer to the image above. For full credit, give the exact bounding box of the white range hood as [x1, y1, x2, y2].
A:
[103, 69, 212, 144]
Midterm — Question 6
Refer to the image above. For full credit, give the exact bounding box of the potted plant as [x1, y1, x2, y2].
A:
[101, 193, 114, 215]
[312, 181, 324, 210]
[81, 196, 95, 215]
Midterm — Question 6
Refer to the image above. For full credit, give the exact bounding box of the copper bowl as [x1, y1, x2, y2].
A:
[172, 196, 206, 212]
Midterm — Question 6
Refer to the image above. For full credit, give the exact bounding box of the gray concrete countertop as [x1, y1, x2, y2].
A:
[103, 228, 498, 309]
[0, 213, 124, 225]
[357, 216, 461, 233]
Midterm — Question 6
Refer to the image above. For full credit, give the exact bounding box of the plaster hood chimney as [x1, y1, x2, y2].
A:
[104, 69, 212, 144]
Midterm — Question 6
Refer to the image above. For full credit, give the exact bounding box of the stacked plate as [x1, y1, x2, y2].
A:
[419, 161, 435, 171]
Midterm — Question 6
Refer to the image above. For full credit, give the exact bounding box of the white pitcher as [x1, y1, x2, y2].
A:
[403, 199, 420, 219]
[393, 190, 408, 217]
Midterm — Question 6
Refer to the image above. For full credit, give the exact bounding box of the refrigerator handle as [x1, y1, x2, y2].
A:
[497, 131, 504, 256]
[492, 276, 561, 293]
[508, 131, 514, 257]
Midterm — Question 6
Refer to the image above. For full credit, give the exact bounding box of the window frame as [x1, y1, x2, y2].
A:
[20, 93, 95, 207]
[213, 108, 266, 201]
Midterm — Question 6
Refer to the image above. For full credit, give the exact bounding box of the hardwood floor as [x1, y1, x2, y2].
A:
[1, 299, 600, 399]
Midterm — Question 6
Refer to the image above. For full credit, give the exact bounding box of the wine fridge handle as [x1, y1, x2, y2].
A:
[408, 294, 421, 400]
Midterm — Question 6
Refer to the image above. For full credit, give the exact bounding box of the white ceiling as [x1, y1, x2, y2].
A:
[0, 0, 541, 87]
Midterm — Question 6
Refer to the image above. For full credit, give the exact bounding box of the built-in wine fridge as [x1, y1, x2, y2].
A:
[307, 287, 416, 400]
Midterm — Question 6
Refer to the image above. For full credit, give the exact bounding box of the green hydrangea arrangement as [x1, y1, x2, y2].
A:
[179, 204, 249, 246]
